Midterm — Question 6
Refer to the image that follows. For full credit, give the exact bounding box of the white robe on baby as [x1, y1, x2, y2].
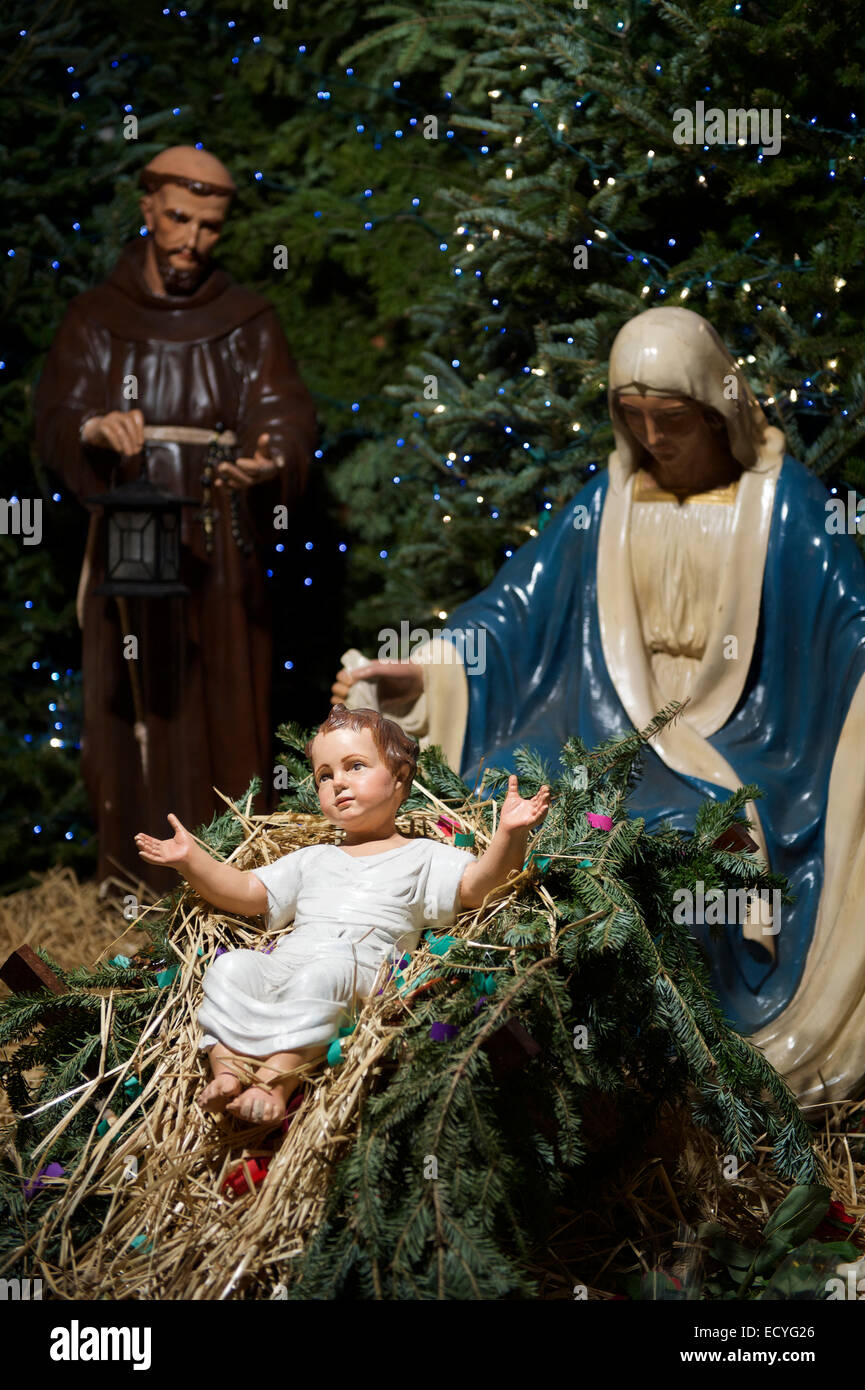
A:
[197, 838, 475, 1058]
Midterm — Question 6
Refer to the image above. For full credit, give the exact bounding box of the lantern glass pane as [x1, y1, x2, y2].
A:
[109, 511, 158, 580]
[159, 512, 181, 582]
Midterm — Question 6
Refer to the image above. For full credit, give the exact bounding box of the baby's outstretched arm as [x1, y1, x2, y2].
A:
[458, 775, 551, 911]
[135, 814, 268, 917]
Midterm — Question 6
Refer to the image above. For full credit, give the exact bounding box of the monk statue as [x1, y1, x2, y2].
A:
[35, 145, 317, 895]
[331, 307, 865, 1105]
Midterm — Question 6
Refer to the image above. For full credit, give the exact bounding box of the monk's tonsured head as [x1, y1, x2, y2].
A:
[138, 146, 237, 294]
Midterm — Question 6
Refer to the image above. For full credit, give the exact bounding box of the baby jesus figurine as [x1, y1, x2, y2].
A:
[135, 704, 550, 1130]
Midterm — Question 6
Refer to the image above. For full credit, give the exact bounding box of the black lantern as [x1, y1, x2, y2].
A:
[86, 475, 198, 598]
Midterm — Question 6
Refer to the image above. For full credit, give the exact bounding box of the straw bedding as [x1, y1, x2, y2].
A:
[1, 791, 863, 1300]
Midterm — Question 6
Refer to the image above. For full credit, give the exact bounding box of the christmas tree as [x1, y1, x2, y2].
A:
[326, 0, 865, 639]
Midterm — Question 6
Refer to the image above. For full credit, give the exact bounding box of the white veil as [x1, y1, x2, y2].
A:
[607, 306, 777, 475]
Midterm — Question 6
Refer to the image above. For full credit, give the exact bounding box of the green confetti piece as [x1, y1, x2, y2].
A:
[454, 831, 475, 846]
[338, 1024, 356, 1037]
[578, 859, 593, 869]
[155, 965, 179, 988]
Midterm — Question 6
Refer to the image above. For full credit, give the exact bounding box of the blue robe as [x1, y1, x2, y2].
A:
[444, 456, 865, 1034]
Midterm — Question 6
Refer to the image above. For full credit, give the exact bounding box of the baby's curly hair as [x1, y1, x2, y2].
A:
[305, 705, 419, 805]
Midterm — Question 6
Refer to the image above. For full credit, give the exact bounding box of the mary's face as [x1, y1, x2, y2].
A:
[615, 394, 722, 477]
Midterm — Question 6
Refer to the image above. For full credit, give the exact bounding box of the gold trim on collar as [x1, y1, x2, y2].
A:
[632, 468, 740, 506]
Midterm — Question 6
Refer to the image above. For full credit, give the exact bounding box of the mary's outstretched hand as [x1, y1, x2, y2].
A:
[134, 813, 193, 867]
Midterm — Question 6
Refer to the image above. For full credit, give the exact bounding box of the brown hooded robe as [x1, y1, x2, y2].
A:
[34, 237, 318, 895]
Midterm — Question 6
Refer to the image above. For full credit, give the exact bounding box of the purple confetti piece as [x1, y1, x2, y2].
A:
[24, 1161, 65, 1200]
[587, 812, 613, 831]
[260, 942, 276, 955]
[429, 1021, 459, 1042]
[473, 997, 488, 1015]
[215, 946, 227, 958]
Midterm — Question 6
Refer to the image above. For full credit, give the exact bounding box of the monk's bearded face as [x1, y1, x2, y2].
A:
[142, 184, 230, 295]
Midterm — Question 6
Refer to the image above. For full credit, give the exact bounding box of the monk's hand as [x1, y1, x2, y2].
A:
[134, 813, 193, 868]
[499, 775, 551, 833]
[215, 432, 284, 490]
[330, 660, 424, 708]
[81, 409, 145, 456]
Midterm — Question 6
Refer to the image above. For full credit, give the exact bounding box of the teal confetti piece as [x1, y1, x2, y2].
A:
[471, 971, 497, 996]
[523, 851, 551, 874]
[129, 1234, 153, 1252]
[96, 1119, 109, 1137]
[122, 1077, 142, 1099]
[110, 954, 131, 968]
[578, 859, 593, 869]
[155, 965, 179, 988]
[338, 1023, 356, 1037]
[454, 831, 475, 847]
[326, 1037, 343, 1067]
[428, 934, 457, 957]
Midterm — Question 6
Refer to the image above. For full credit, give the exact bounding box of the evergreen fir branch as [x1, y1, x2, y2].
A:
[656, 1, 712, 46]
[193, 779, 262, 856]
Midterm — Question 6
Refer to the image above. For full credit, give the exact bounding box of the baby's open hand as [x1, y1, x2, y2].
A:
[134, 813, 193, 867]
[499, 775, 551, 833]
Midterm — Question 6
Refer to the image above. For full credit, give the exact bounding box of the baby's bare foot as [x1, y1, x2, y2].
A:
[199, 1073, 242, 1113]
[226, 1085, 286, 1127]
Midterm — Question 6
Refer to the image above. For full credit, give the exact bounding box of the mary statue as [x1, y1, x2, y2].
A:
[333, 307, 865, 1105]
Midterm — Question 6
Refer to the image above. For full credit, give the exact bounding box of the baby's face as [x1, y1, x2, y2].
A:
[312, 727, 403, 830]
